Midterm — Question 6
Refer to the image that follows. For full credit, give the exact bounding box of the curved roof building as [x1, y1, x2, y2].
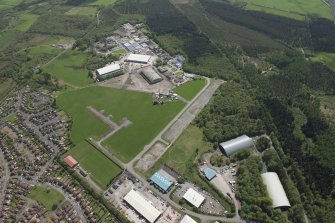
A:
[261, 172, 291, 208]
[219, 135, 253, 156]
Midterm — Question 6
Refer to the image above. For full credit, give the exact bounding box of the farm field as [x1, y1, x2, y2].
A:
[237, 0, 332, 20]
[57, 86, 185, 163]
[15, 13, 39, 32]
[173, 78, 206, 101]
[66, 6, 97, 16]
[65, 141, 122, 189]
[28, 186, 64, 211]
[311, 52, 335, 71]
[44, 50, 93, 86]
[89, 0, 118, 6]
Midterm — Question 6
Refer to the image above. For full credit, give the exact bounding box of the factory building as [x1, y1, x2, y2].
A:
[179, 215, 197, 223]
[141, 67, 163, 84]
[126, 54, 151, 64]
[150, 172, 173, 192]
[219, 135, 253, 156]
[182, 188, 205, 208]
[96, 64, 123, 81]
[261, 172, 291, 209]
[123, 189, 162, 223]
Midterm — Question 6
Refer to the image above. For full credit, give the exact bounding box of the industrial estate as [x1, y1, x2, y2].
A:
[1, 0, 335, 223]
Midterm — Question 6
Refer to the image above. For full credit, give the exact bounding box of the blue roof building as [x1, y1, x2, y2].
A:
[150, 172, 173, 192]
[203, 168, 216, 181]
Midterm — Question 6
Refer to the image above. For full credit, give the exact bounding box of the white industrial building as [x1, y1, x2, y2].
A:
[182, 188, 205, 208]
[179, 215, 197, 223]
[141, 67, 163, 84]
[96, 63, 123, 81]
[261, 172, 291, 209]
[123, 189, 162, 223]
[126, 54, 151, 64]
[219, 135, 253, 156]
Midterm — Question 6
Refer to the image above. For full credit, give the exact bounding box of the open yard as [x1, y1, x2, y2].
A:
[173, 78, 206, 101]
[66, 141, 122, 189]
[57, 86, 185, 163]
[237, 0, 332, 20]
[44, 50, 93, 86]
[28, 186, 64, 211]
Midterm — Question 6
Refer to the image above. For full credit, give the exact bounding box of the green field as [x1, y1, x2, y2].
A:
[66, 141, 122, 189]
[15, 13, 39, 32]
[0, 0, 23, 10]
[0, 79, 15, 100]
[44, 50, 93, 86]
[311, 52, 335, 71]
[29, 45, 63, 56]
[28, 186, 64, 211]
[238, 0, 332, 20]
[89, 0, 118, 6]
[66, 6, 97, 16]
[149, 125, 209, 177]
[0, 30, 21, 49]
[173, 78, 206, 101]
[57, 86, 185, 162]
[112, 48, 127, 56]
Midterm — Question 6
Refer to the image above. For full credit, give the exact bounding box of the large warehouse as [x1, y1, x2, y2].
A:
[125, 54, 151, 64]
[96, 63, 123, 81]
[140, 67, 163, 84]
[182, 188, 205, 208]
[261, 172, 291, 209]
[123, 189, 162, 223]
[219, 135, 253, 156]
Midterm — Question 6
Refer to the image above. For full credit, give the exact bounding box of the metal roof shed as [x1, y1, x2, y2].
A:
[150, 172, 173, 192]
[179, 215, 197, 223]
[124, 189, 162, 223]
[261, 172, 291, 208]
[219, 135, 253, 156]
[182, 188, 205, 208]
[203, 168, 216, 181]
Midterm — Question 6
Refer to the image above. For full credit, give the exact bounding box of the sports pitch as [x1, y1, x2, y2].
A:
[65, 141, 122, 189]
[57, 86, 185, 163]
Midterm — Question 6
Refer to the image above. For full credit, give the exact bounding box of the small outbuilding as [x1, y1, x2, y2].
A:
[182, 188, 205, 208]
[261, 172, 291, 209]
[219, 135, 253, 156]
[63, 155, 78, 168]
[203, 168, 216, 181]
